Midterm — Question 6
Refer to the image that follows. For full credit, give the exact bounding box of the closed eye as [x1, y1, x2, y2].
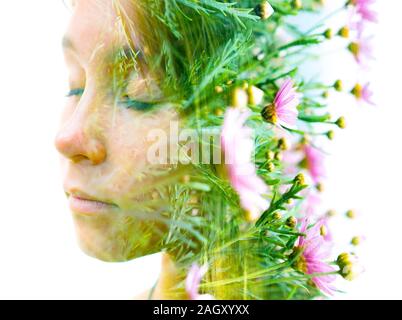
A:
[118, 96, 159, 111]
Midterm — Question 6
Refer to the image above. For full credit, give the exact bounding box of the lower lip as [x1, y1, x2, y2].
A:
[69, 196, 116, 215]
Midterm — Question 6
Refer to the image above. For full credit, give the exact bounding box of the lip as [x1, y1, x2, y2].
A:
[67, 190, 118, 215]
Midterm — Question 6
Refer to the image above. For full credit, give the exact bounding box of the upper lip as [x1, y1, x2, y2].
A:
[66, 189, 117, 207]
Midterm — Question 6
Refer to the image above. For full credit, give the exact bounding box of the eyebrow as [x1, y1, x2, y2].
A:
[62, 35, 144, 64]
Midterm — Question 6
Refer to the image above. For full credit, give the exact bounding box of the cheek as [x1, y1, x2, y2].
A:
[103, 108, 177, 196]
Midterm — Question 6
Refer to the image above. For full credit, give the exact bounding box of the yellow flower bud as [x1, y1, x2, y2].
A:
[231, 87, 248, 109]
[348, 42, 360, 59]
[326, 209, 337, 217]
[292, 0, 303, 10]
[334, 79, 343, 92]
[214, 108, 224, 116]
[316, 182, 324, 192]
[248, 85, 265, 105]
[266, 150, 275, 160]
[293, 173, 306, 186]
[267, 162, 275, 172]
[254, 1, 274, 20]
[272, 212, 282, 221]
[326, 130, 335, 140]
[351, 83, 363, 99]
[277, 137, 289, 151]
[335, 116, 346, 129]
[286, 216, 297, 228]
[346, 209, 356, 219]
[351, 236, 361, 246]
[323, 28, 333, 39]
[274, 152, 283, 161]
[320, 225, 327, 237]
[215, 85, 223, 93]
[338, 26, 350, 38]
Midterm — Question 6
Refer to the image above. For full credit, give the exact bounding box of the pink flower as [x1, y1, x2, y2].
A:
[185, 264, 214, 300]
[262, 78, 300, 127]
[304, 190, 321, 217]
[221, 108, 269, 219]
[352, 82, 375, 105]
[294, 219, 336, 295]
[353, 0, 378, 23]
[303, 145, 325, 184]
[348, 36, 374, 66]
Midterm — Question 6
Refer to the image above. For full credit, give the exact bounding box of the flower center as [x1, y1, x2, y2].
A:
[261, 103, 277, 124]
[348, 42, 360, 58]
[351, 83, 363, 99]
[292, 247, 308, 273]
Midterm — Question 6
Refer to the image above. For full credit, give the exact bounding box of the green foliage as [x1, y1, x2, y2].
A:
[115, 0, 356, 300]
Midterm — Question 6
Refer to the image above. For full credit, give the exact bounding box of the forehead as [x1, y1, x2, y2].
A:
[64, 0, 137, 65]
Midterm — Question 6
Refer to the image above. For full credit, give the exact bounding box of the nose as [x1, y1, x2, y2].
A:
[55, 109, 107, 165]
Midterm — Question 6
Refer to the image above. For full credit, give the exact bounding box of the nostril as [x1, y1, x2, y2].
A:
[88, 141, 107, 165]
[71, 154, 90, 163]
[54, 129, 106, 165]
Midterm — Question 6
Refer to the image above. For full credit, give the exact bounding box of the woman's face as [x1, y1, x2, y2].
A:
[55, 0, 178, 261]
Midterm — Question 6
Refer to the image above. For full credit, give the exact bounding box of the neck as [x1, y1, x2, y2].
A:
[135, 252, 187, 300]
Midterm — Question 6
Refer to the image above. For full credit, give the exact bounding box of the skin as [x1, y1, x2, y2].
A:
[55, 0, 181, 263]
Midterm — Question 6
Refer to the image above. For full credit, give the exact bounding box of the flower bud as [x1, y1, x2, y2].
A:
[292, 0, 303, 10]
[338, 26, 350, 38]
[326, 130, 335, 140]
[333, 79, 343, 92]
[267, 162, 275, 172]
[266, 150, 275, 160]
[346, 209, 356, 219]
[348, 42, 360, 60]
[231, 87, 248, 109]
[286, 216, 297, 228]
[274, 152, 282, 161]
[320, 225, 328, 237]
[335, 116, 346, 129]
[351, 236, 361, 246]
[277, 137, 289, 151]
[323, 28, 333, 39]
[337, 252, 351, 266]
[337, 252, 361, 281]
[254, 1, 274, 20]
[215, 85, 223, 93]
[316, 182, 324, 192]
[248, 85, 264, 105]
[351, 83, 363, 99]
[214, 108, 224, 116]
[326, 209, 337, 217]
[272, 212, 282, 221]
[293, 173, 306, 186]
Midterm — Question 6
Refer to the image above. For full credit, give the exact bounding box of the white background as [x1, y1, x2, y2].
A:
[0, 1, 400, 299]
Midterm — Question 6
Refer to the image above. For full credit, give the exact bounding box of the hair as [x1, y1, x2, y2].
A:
[102, 0, 356, 299]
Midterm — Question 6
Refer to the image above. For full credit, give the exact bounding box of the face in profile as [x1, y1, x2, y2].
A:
[55, 0, 179, 262]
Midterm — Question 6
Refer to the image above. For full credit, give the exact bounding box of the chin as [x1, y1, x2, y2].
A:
[71, 211, 164, 262]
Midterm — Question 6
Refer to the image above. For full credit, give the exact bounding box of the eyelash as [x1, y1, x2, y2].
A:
[66, 88, 157, 111]
[66, 88, 84, 97]
[119, 96, 157, 111]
